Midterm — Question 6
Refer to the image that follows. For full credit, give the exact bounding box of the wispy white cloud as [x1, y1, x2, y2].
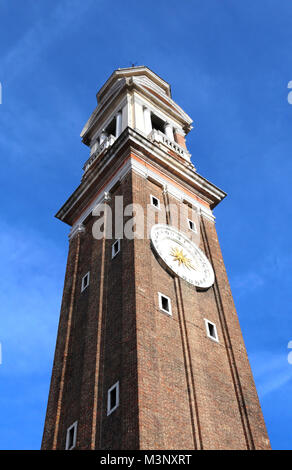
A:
[230, 250, 292, 298]
[1, 0, 95, 82]
[250, 350, 292, 398]
[231, 270, 264, 295]
[0, 93, 84, 167]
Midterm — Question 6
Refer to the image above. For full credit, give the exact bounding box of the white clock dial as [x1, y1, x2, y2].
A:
[150, 224, 215, 289]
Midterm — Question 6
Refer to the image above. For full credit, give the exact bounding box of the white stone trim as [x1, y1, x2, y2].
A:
[122, 99, 129, 132]
[68, 223, 86, 241]
[187, 218, 198, 233]
[65, 421, 78, 450]
[130, 157, 214, 222]
[204, 318, 219, 343]
[97, 67, 171, 104]
[69, 156, 215, 235]
[107, 381, 119, 416]
[97, 77, 125, 106]
[150, 194, 161, 210]
[133, 82, 192, 129]
[59, 125, 224, 225]
[148, 128, 190, 161]
[86, 134, 116, 171]
[134, 92, 183, 137]
[81, 66, 194, 147]
[134, 97, 145, 133]
[81, 85, 126, 140]
[86, 95, 128, 144]
[158, 292, 172, 316]
[111, 239, 121, 259]
[133, 75, 168, 97]
[104, 191, 111, 202]
[143, 105, 152, 135]
[164, 122, 174, 141]
[174, 127, 186, 137]
[127, 130, 224, 203]
[81, 271, 90, 292]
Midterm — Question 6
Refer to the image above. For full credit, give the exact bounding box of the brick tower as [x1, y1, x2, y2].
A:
[41, 66, 270, 450]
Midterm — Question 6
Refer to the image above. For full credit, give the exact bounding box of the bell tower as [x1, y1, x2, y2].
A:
[41, 66, 270, 450]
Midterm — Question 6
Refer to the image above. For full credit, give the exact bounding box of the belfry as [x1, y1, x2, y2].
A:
[42, 66, 270, 450]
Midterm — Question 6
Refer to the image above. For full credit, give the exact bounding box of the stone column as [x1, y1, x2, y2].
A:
[99, 130, 107, 145]
[115, 111, 122, 138]
[164, 122, 174, 140]
[143, 106, 152, 135]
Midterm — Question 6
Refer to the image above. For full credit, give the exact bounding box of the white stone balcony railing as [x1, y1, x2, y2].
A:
[83, 134, 116, 173]
[148, 129, 191, 161]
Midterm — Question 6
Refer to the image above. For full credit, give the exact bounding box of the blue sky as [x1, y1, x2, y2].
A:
[0, 0, 292, 450]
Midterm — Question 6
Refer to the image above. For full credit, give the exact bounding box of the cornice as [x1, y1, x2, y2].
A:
[68, 223, 86, 241]
[96, 66, 171, 103]
[67, 155, 216, 239]
[55, 127, 226, 226]
[124, 128, 226, 206]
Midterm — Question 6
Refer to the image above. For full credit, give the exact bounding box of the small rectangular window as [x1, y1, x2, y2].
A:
[107, 381, 119, 416]
[188, 219, 197, 233]
[66, 421, 77, 450]
[81, 272, 90, 292]
[150, 195, 160, 209]
[204, 319, 219, 342]
[158, 292, 172, 316]
[112, 239, 121, 259]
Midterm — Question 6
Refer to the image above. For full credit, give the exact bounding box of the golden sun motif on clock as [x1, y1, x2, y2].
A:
[170, 247, 196, 270]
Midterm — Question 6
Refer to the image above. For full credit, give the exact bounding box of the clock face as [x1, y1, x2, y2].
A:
[150, 224, 215, 289]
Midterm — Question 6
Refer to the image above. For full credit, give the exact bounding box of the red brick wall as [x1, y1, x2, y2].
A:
[173, 131, 186, 149]
[42, 165, 270, 450]
[131, 171, 270, 450]
[42, 174, 139, 450]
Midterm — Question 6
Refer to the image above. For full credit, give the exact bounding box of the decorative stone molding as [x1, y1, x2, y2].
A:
[174, 127, 185, 137]
[56, 128, 225, 227]
[83, 134, 116, 173]
[148, 128, 191, 162]
[162, 184, 169, 196]
[164, 122, 174, 141]
[68, 223, 86, 241]
[103, 191, 111, 202]
[143, 106, 152, 135]
[115, 111, 122, 138]
[81, 67, 193, 146]
[68, 155, 215, 237]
